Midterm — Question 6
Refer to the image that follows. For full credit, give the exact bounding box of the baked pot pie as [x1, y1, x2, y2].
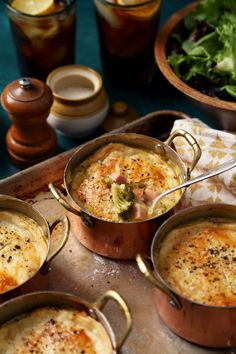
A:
[158, 216, 236, 306]
[0, 306, 112, 354]
[71, 142, 182, 222]
[0, 209, 47, 294]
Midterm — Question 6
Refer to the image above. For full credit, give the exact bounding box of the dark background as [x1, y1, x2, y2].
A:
[0, 0, 217, 179]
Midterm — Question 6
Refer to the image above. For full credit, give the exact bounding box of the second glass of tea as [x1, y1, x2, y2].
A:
[5, 0, 76, 81]
[94, 0, 161, 88]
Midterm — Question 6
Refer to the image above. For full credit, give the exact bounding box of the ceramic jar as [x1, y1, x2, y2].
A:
[46, 65, 109, 137]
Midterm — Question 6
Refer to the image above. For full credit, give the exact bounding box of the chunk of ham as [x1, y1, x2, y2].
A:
[144, 188, 160, 201]
[132, 202, 148, 220]
[133, 188, 145, 202]
[133, 188, 159, 203]
[110, 173, 126, 185]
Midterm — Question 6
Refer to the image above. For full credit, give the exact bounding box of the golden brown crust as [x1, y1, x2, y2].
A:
[0, 307, 112, 354]
[0, 274, 18, 293]
[158, 218, 236, 306]
[71, 143, 181, 222]
[0, 210, 48, 293]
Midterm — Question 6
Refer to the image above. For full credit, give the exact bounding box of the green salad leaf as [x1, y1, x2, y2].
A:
[221, 85, 236, 98]
[168, 0, 236, 100]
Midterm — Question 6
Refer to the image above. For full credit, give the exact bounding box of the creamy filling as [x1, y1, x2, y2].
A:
[0, 307, 113, 354]
[70, 142, 182, 222]
[158, 218, 236, 306]
[0, 209, 48, 293]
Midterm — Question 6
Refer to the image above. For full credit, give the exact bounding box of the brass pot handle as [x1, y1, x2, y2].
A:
[94, 290, 132, 352]
[41, 215, 70, 274]
[136, 254, 182, 310]
[165, 129, 202, 175]
[48, 182, 94, 228]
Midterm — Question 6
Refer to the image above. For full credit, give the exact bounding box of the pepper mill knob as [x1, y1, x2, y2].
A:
[1, 77, 57, 168]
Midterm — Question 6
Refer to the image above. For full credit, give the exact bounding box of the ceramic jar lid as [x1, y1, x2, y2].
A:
[102, 101, 139, 131]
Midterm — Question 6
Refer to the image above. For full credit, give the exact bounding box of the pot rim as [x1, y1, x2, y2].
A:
[0, 194, 51, 295]
[46, 65, 103, 103]
[150, 203, 236, 309]
[64, 132, 189, 224]
[0, 290, 119, 352]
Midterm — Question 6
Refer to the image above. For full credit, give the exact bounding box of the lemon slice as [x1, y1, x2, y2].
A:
[117, 0, 141, 4]
[116, 0, 161, 18]
[11, 0, 55, 15]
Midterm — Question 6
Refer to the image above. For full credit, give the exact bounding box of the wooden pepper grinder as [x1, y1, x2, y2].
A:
[1, 77, 57, 168]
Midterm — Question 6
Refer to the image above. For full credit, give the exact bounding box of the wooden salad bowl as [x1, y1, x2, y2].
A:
[155, 2, 236, 131]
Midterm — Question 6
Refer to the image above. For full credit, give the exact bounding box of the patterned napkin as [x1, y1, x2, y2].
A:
[170, 118, 236, 208]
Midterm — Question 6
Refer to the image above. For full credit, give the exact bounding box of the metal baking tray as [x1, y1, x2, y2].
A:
[0, 110, 233, 354]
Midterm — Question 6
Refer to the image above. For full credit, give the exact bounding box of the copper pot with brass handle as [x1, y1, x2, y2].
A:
[0, 194, 70, 301]
[137, 204, 236, 348]
[49, 131, 201, 259]
[0, 290, 132, 353]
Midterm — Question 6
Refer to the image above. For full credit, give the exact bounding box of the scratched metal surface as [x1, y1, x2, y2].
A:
[0, 111, 234, 354]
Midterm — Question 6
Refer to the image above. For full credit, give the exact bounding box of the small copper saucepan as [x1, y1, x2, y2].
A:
[0, 290, 132, 353]
[137, 204, 236, 348]
[49, 131, 201, 259]
[0, 194, 70, 301]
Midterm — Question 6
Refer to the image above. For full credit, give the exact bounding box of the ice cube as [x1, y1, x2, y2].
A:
[18, 19, 59, 39]
[95, 0, 121, 28]
[116, 0, 161, 18]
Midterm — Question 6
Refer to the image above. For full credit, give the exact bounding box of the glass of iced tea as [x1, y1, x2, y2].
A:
[94, 0, 161, 87]
[5, 0, 76, 81]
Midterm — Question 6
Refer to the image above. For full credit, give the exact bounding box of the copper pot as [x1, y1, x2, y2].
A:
[137, 204, 236, 348]
[49, 130, 201, 259]
[0, 290, 132, 353]
[0, 194, 70, 301]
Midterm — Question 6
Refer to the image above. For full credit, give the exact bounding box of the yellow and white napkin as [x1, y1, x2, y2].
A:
[170, 118, 236, 207]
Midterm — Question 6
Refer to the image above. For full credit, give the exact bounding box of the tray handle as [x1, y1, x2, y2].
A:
[164, 129, 201, 175]
[48, 182, 94, 228]
[136, 254, 182, 310]
[94, 290, 132, 352]
[41, 215, 70, 274]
